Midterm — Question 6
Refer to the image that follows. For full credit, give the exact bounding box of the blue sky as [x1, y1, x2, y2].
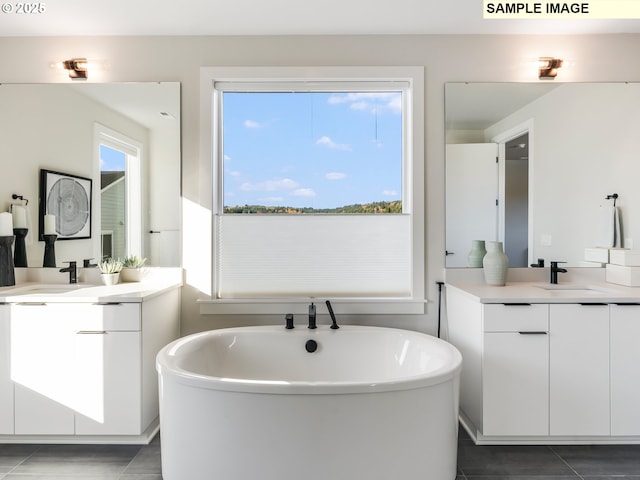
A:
[100, 145, 126, 171]
[222, 91, 403, 209]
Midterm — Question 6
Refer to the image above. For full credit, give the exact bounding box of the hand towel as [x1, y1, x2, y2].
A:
[614, 206, 622, 248]
[596, 205, 622, 248]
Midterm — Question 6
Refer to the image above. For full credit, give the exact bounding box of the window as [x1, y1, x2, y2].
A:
[202, 67, 424, 314]
[95, 124, 143, 260]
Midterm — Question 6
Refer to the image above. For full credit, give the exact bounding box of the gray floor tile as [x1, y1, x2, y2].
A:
[0, 444, 41, 468]
[10, 445, 140, 476]
[457, 444, 578, 476]
[122, 446, 161, 475]
[119, 476, 163, 480]
[553, 445, 640, 476]
[2, 476, 119, 479]
[465, 477, 580, 480]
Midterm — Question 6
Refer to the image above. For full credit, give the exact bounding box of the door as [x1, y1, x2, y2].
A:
[445, 143, 498, 267]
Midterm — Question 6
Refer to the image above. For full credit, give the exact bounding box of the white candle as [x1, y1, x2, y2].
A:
[0, 212, 13, 236]
[44, 214, 56, 235]
[12, 206, 27, 229]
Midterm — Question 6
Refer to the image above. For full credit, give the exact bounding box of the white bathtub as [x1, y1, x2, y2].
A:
[156, 325, 462, 480]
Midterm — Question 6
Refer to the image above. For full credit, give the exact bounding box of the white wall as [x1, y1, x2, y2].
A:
[1, 34, 640, 335]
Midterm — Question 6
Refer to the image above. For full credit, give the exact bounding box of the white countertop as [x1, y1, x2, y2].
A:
[0, 268, 182, 303]
[446, 280, 640, 304]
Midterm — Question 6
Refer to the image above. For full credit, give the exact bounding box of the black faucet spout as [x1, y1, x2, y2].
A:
[59, 261, 77, 284]
[550, 261, 567, 284]
[308, 302, 317, 329]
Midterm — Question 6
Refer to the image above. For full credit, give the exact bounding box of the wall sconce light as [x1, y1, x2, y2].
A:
[62, 58, 88, 79]
[51, 58, 89, 79]
[538, 57, 563, 80]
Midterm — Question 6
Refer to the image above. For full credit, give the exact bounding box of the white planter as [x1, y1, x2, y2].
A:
[101, 273, 120, 286]
[120, 268, 148, 283]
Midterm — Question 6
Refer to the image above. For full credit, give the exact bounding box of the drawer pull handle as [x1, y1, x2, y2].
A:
[16, 302, 47, 306]
[93, 302, 123, 306]
[76, 331, 108, 335]
[579, 303, 608, 306]
[518, 331, 547, 335]
[502, 303, 532, 306]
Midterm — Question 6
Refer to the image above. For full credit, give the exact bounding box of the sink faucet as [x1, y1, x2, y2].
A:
[308, 302, 317, 329]
[83, 258, 97, 268]
[59, 261, 77, 284]
[550, 261, 567, 284]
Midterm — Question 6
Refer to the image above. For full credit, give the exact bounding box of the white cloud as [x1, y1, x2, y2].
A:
[325, 172, 347, 180]
[328, 92, 402, 115]
[240, 178, 299, 192]
[291, 188, 316, 197]
[227, 170, 242, 177]
[243, 119, 262, 128]
[316, 135, 351, 151]
[382, 189, 398, 197]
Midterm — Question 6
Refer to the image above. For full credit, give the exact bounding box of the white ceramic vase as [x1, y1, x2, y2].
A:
[482, 241, 509, 286]
[101, 273, 120, 286]
[467, 240, 486, 268]
[120, 267, 148, 283]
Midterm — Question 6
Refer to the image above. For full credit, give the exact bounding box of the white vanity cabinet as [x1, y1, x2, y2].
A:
[447, 283, 640, 444]
[73, 303, 142, 435]
[4, 286, 180, 442]
[482, 304, 549, 436]
[0, 304, 12, 434]
[549, 304, 610, 436]
[610, 303, 640, 436]
[12, 303, 77, 434]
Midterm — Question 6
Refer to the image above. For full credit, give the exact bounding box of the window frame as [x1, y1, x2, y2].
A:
[94, 123, 144, 261]
[199, 66, 425, 315]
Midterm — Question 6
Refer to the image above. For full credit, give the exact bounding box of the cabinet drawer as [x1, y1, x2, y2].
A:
[483, 303, 548, 332]
[73, 303, 141, 331]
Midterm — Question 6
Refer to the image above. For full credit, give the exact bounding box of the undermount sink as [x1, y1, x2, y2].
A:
[535, 284, 608, 294]
[7, 284, 91, 295]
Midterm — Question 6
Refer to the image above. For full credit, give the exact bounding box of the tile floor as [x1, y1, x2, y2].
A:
[457, 427, 640, 479]
[1, 428, 640, 479]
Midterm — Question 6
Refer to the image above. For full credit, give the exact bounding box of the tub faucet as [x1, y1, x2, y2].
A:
[308, 302, 317, 329]
[550, 261, 567, 284]
[325, 300, 340, 329]
[59, 261, 77, 284]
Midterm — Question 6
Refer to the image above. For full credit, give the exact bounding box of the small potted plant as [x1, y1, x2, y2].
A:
[120, 255, 148, 282]
[98, 257, 123, 285]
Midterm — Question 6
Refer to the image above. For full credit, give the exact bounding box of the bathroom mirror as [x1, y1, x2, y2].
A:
[0, 82, 181, 267]
[445, 82, 640, 268]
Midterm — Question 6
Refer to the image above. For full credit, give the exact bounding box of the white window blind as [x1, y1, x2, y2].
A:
[216, 214, 412, 298]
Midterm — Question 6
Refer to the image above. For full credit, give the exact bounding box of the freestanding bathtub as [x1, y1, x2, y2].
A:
[156, 325, 462, 480]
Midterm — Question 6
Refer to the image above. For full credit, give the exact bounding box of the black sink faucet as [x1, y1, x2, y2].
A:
[550, 261, 567, 284]
[308, 302, 317, 329]
[59, 261, 77, 284]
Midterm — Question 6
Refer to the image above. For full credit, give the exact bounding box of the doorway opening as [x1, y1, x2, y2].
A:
[503, 132, 529, 267]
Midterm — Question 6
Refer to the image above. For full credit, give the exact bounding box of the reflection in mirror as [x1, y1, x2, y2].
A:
[445, 82, 640, 268]
[0, 83, 181, 267]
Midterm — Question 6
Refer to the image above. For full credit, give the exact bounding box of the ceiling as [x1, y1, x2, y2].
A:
[1, 0, 640, 36]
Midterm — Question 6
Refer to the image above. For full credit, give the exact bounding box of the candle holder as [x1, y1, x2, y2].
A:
[43, 234, 58, 268]
[13, 228, 28, 268]
[0, 235, 16, 287]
